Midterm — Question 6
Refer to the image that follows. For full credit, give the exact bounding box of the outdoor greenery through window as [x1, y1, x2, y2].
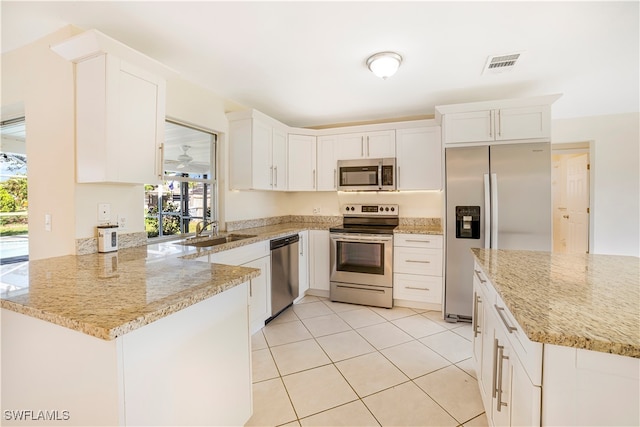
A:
[0, 117, 28, 264]
[145, 120, 217, 239]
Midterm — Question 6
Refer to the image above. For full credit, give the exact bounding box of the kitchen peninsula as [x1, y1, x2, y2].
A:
[1, 246, 260, 426]
[471, 248, 639, 426]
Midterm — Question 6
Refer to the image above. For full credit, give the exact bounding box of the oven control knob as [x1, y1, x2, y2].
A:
[385, 207, 390, 212]
[391, 207, 395, 212]
[345, 207, 350, 212]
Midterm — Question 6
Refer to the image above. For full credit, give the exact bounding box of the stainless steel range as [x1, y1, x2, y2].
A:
[329, 204, 399, 308]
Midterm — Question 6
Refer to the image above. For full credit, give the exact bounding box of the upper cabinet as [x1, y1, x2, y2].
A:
[288, 134, 316, 191]
[396, 126, 442, 190]
[51, 30, 170, 184]
[436, 94, 561, 146]
[336, 130, 396, 160]
[316, 135, 338, 191]
[228, 110, 288, 191]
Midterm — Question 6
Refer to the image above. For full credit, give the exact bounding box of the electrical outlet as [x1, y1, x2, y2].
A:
[118, 216, 126, 230]
[44, 213, 52, 232]
[313, 207, 321, 215]
[98, 203, 110, 222]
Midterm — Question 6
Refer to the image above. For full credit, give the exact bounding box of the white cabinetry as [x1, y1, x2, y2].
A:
[396, 126, 442, 190]
[210, 241, 271, 334]
[308, 230, 330, 297]
[336, 130, 395, 160]
[52, 31, 167, 184]
[393, 234, 443, 309]
[316, 135, 338, 191]
[297, 231, 310, 300]
[288, 134, 316, 191]
[228, 110, 287, 191]
[443, 106, 550, 145]
[471, 262, 547, 427]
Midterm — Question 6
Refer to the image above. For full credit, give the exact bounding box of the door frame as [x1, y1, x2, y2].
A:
[551, 141, 594, 254]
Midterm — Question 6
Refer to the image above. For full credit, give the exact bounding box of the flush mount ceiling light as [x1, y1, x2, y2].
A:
[367, 51, 403, 80]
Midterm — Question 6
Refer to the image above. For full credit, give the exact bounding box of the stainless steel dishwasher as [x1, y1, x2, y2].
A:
[268, 234, 299, 322]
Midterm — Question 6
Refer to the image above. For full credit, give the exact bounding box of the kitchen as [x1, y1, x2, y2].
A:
[1, 2, 639, 427]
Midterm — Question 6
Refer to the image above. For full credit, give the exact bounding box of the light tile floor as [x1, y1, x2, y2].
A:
[246, 296, 488, 427]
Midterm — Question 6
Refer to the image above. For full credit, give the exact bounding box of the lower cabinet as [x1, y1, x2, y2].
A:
[210, 241, 271, 334]
[308, 230, 330, 297]
[393, 234, 443, 309]
[297, 231, 310, 300]
[472, 261, 639, 427]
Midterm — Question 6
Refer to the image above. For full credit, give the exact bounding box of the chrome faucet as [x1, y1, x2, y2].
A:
[195, 219, 219, 237]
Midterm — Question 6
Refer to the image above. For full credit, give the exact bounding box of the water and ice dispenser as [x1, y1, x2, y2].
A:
[455, 206, 480, 239]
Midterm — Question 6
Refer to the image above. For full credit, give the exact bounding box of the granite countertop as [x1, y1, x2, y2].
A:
[471, 248, 640, 358]
[0, 246, 260, 340]
[0, 217, 441, 341]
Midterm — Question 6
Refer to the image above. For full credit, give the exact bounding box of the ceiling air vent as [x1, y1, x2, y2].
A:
[482, 52, 523, 75]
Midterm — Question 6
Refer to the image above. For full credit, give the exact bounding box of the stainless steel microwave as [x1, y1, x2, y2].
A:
[337, 158, 396, 191]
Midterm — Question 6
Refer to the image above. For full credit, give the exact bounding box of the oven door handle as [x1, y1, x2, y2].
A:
[331, 235, 393, 243]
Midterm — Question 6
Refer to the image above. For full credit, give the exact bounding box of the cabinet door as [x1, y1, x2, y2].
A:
[76, 54, 166, 184]
[396, 127, 442, 190]
[471, 280, 484, 368]
[288, 134, 316, 191]
[393, 273, 442, 303]
[365, 130, 396, 158]
[510, 352, 541, 427]
[336, 133, 365, 160]
[317, 135, 338, 191]
[252, 120, 274, 190]
[492, 328, 513, 427]
[298, 231, 310, 298]
[309, 230, 330, 292]
[271, 126, 288, 190]
[479, 297, 497, 406]
[394, 247, 443, 276]
[443, 110, 493, 144]
[245, 256, 271, 334]
[496, 105, 550, 141]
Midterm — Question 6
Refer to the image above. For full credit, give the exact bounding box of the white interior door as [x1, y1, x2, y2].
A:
[566, 154, 589, 253]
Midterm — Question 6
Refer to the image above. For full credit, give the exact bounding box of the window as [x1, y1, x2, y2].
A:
[145, 120, 217, 239]
[0, 117, 28, 265]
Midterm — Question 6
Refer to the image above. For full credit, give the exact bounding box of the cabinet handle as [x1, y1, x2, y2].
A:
[333, 168, 337, 189]
[300, 234, 304, 256]
[474, 269, 487, 284]
[406, 286, 430, 291]
[397, 165, 400, 188]
[367, 136, 370, 157]
[492, 338, 499, 398]
[274, 166, 278, 187]
[473, 293, 481, 337]
[313, 169, 316, 189]
[489, 111, 493, 138]
[157, 143, 164, 180]
[495, 304, 517, 333]
[496, 342, 509, 412]
[406, 259, 431, 263]
[497, 110, 502, 137]
[270, 166, 274, 186]
[249, 281, 253, 298]
[406, 239, 430, 244]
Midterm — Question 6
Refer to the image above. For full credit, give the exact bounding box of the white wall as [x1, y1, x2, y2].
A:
[552, 113, 640, 256]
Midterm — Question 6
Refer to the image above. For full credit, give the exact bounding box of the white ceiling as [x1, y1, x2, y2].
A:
[2, 1, 638, 128]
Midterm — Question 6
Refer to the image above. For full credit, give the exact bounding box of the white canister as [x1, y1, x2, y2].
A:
[97, 225, 118, 253]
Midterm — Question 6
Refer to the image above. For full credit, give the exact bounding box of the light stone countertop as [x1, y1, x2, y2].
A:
[0, 246, 260, 340]
[0, 218, 442, 341]
[471, 248, 640, 358]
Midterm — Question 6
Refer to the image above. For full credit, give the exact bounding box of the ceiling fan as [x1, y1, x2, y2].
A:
[164, 145, 209, 174]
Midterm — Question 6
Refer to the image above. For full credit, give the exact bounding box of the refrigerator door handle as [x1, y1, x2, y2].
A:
[491, 173, 499, 249]
[483, 173, 491, 249]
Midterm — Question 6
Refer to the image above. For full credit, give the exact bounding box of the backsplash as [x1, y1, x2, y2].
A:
[226, 215, 342, 232]
[76, 231, 147, 255]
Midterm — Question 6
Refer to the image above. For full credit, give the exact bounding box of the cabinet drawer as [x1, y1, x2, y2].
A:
[394, 234, 443, 249]
[394, 247, 442, 276]
[394, 274, 442, 303]
[210, 241, 269, 266]
[493, 293, 543, 386]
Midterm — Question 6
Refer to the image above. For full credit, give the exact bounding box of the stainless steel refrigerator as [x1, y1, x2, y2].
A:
[444, 142, 551, 322]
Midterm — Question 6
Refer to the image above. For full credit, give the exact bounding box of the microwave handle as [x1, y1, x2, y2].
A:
[378, 160, 383, 190]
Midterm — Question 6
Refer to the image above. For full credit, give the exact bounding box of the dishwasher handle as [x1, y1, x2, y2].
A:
[270, 234, 300, 250]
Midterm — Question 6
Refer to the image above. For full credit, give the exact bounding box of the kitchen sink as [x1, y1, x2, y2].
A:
[177, 233, 257, 248]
